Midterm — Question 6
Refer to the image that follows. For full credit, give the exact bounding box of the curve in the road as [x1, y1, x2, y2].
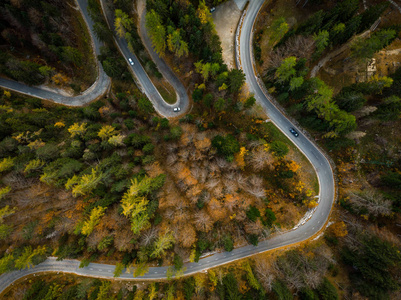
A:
[0, 0, 111, 107]
[99, 0, 189, 118]
[0, 0, 336, 294]
[239, 0, 335, 239]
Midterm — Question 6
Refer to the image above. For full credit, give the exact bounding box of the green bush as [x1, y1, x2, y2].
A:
[269, 141, 289, 157]
[246, 205, 261, 222]
[223, 235, 234, 252]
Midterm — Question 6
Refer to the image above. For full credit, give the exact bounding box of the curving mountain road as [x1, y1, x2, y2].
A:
[0, 0, 335, 294]
[99, 0, 189, 118]
[238, 0, 335, 240]
[0, 0, 111, 107]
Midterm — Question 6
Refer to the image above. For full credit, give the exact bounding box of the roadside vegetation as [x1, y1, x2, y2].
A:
[253, 0, 401, 298]
[0, 0, 97, 93]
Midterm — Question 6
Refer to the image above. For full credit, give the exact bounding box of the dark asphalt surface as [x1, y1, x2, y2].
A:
[0, 0, 335, 294]
[0, 0, 111, 106]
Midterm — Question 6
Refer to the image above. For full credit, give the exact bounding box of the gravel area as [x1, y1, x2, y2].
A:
[212, 0, 242, 69]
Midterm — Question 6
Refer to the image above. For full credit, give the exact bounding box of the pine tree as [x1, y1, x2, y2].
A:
[146, 10, 166, 56]
[151, 230, 175, 258]
[81, 206, 107, 235]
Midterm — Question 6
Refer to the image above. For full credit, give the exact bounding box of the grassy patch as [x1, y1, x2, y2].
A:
[69, 5, 97, 89]
[154, 79, 177, 104]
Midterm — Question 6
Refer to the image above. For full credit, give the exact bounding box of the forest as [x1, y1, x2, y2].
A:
[1, 0, 401, 299]
[0, 0, 96, 92]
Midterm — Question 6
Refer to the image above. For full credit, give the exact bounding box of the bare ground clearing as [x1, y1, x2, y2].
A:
[212, 0, 242, 69]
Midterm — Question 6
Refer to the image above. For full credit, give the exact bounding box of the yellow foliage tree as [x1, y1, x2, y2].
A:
[150, 230, 175, 258]
[13, 245, 46, 270]
[287, 160, 300, 172]
[208, 269, 219, 291]
[0, 157, 14, 173]
[3, 90, 11, 98]
[81, 206, 107, 235]
[197, 0, 213, 25]
[24, 159, 45, 173]
[331, 221, 348, 237]
[54, 121, 65, 128]
[0, 205, 16, 223]
[68, 123, 87, 138]
[27, 139, 45, 150]
[235, 146, 248, 169]
[242, 261, 262, 291]
[98, 125, 116, 140]
[51, 73, 69, 85]
[65, 167, 104, 197]
[0, 186, 11, 200]
[0, 105, 13, 113]
[108, 134, 125, 146]
[147, 283, 157, 300]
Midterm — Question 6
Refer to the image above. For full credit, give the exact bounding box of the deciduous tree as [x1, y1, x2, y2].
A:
[81, 206, 107, 235]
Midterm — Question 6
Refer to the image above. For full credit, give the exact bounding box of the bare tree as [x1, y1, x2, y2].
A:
[348, 189, 392, 217]
[191, 165, 202, 181]
[235, 173, 248, 190]
[209, 160, 220, 176]
[244, 219, 264, 235]
[199, 168, 208, 184]
[273, 254, 305, 290]
[248, 186, 267, 199]
[206, 178, 220, 190]
[216, 157, 229, 170]
[166, 153, 178, 167]
[223, 178, 237, 194]
[139, 227, 159, 247]
[194, 211, 213, 233]
[248, 139, 264, 149]
[178, 149, 190, 161]
[248, 175, 266, 198]
[166, 143, 178, 153]
[249, 146, 274, 171]
[211, 183, 224, 199]
[164, 209, 175, 221]
[193, 150, 206, 161]
[249, 174, 264, 189]
[284, 35, 315, 59]
[255, 259, 276, 292]
[264, 35, 314, 74]
[114, 227, 135, 252]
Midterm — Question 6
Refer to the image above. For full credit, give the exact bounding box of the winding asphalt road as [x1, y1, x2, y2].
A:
[0, 0, 111, 106]
[99, 0, 189, 118]
[0, 0, 335, 294]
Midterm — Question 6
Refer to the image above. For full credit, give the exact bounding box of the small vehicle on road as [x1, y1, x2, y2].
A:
[210, 7, 216, 12]
[289, 128, 299, 137]
[173, 107, 181, 112]
[128, 58, 134, 65]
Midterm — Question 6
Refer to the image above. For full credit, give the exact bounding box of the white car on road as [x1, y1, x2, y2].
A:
[128, 58, 134, 65]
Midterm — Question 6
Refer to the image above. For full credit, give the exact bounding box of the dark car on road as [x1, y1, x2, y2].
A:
[289, 128, 299, 137]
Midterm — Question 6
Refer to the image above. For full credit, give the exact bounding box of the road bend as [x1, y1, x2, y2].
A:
[0, 0, 111, 107]
[99, 0, 189, 118]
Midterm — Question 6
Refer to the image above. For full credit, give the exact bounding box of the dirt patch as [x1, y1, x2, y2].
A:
[212, 0, 242, 69]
